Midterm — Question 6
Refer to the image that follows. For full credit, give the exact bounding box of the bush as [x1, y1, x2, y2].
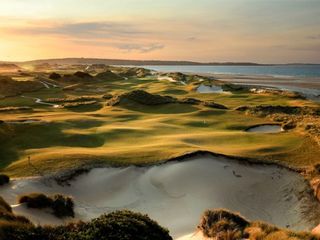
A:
[0, 174, 10, 186]
[18, 193, 52, 209]
[51, 194, 74, 218]
[49, 72, 61, 80]
[0, 210, 172, 240]
[198, 209, 249, 239]
[17, 193, 74, 219]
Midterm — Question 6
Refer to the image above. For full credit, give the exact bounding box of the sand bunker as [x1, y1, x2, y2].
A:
[246, 124, 283, 133]
[0, 155, 316, 239]
[21, 96, 60, 108]
[197, 84, 229, 94]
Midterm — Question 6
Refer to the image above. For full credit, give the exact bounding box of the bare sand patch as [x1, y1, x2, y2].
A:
[0, 155, 316, 239]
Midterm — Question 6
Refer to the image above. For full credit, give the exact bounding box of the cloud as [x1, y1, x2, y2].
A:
[116, 43, 164, 53]
[307, 34, 320, 40]
[186, 36, 197, 41]
[271, 44, 320, 52]
[6, 21, 149, 39]
[71, 39, 164, 53]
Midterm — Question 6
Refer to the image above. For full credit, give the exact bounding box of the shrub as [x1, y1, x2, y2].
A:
[0, 174, 10, 186]
[51, 194, 74, 218]
[17, 193, 74, 219]
[198, 209, 249, 239]
[76, 210, 172, 240]
[0, 210, 172, 240]
[18, 193, 53, 209]
[49, 72, 61, 80]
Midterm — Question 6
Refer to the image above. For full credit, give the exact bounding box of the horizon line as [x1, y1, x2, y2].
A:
[1, 57, 320, 65]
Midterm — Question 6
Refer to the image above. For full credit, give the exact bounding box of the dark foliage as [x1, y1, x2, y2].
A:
[198, 209, 249, 239]
[49, 72, 61, 80]
[0, 210, 172, 240]
[0, 175, 9, 186]
[18, 193, 74, 218]
[51, 195, 74, 218]
[18, 193, 52, 209]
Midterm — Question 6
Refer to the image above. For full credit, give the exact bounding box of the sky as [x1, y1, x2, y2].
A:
[0, 0, 320, 63]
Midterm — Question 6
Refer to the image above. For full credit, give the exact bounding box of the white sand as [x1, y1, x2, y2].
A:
[197, 84, 230, 94]
[0, 155, 315, 239]
[176, 232, 206, 240]
[246, 125, 283, 133]
[158, 76, 177, 82]
[21, 96, 61, 108]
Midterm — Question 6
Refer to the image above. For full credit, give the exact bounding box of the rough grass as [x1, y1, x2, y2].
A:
[199, 209, 318, 240]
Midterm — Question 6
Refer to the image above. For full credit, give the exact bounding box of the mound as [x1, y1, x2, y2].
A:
[0, 64, 21, 72]
[86, 64, 108, 72]
[250, 88, 304, 99]
[60, 71, 94, 83]
[95, 70, 124, 81]
[74, 71, 93, 79]
[0, 196, 30, 224]
[107, 90, 228, 110]
[48, 72, 61, 80]
[235, 105, 320, 116]
[166, 72, 187, 82]
[33, 63, 52, 71]
[196, 209, 317, 240]
[199, 209, 249, 239]
[116, 67, 151, 78]
[203, 101, 228, 109]
[0, 76, 44, 97]
[107, 90, 177, 106]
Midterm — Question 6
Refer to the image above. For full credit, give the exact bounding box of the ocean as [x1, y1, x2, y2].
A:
[141, 65, 320, 100]
[142, 65, 320, 78]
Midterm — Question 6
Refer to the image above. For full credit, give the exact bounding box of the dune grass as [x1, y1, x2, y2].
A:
[198, 209, 318, 240]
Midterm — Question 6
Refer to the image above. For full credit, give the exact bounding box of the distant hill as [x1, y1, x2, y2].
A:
[9, 58, 266, 66]
[0, 76, 44, 97]
[1, 58, 319, 66]
[0, 63, 21, 71]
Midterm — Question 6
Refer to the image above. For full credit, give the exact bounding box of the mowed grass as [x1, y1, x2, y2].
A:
[0, 75, 319, 177]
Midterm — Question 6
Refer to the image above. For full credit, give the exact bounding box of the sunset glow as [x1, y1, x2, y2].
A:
[1, 0, 320, 63]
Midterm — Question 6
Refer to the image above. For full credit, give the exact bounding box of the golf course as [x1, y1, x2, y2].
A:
[1, 63, 320, 239]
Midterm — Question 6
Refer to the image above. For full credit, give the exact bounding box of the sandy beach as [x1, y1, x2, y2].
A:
[206, 73, 320, 100]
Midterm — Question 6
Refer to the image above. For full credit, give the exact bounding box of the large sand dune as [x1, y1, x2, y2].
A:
[0, 155, 317, 238]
